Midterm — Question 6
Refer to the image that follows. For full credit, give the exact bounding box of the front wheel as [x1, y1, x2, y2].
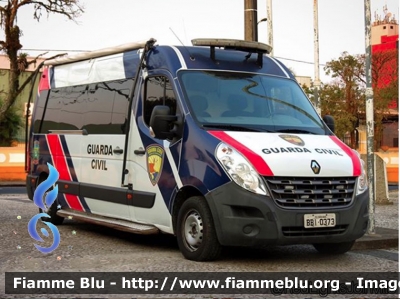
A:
[176, 196, 221, 261]
[313, 240, 355, 254]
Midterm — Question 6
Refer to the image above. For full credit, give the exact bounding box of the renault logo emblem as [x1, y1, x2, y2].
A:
[311, 160, 321, 174]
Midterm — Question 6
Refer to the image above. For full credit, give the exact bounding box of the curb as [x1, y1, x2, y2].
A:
[353, 227, 398, 250]
[0, 181, 26, 187]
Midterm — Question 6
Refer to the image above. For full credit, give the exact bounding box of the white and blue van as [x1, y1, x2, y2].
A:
[26, 38, 369, 261]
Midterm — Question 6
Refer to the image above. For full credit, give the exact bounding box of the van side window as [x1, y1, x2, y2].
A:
[38, 79, 133, 134]
[59, 85, 86, 131]
[40, 89, 62, 133]
[82, 79, 132, 134]
[32, 90, 49, 133]
[144, 76, 177, 126]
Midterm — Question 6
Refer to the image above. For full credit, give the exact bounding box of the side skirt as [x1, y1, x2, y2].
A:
[57, 208, 160, 235]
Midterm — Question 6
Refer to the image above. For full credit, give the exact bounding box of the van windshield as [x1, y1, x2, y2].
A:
[178, 71, 327, 135]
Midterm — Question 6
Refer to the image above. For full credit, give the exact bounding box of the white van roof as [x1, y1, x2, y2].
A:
[44, 40, 151, 66]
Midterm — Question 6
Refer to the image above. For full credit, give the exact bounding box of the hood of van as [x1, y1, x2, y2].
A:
[209, 131, 362, 177]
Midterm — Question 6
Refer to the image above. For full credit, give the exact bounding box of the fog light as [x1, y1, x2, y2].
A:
[242, 225, 260, 236]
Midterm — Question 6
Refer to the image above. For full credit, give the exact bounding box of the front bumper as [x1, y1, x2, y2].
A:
[205, 182, 369, 247]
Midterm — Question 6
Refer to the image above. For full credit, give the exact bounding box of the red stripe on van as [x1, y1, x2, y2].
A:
[329, 136, 361, 176]
[46, 134, 84, 211]
[209, 131, 274, 176]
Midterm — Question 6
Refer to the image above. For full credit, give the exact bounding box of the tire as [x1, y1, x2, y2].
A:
[36, 178, 64, 225]
[313, 240, 355, 254]
[176, 196, 221, 261]
[39, 202, 64, 225]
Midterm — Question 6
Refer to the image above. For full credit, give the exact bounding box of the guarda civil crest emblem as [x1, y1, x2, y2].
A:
[146, 144, 164, 186]
[279, 134, 305, 146]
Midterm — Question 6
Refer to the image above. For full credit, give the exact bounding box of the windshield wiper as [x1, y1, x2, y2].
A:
[202, 124, 269, 132]
[276, 129, 316, 134]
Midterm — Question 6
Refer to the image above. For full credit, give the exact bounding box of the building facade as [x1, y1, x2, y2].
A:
[359, 7, 399, 184]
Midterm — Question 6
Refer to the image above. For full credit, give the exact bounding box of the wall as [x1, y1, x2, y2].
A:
[357, 126, 398, 184]
[0, 146, 25, 182]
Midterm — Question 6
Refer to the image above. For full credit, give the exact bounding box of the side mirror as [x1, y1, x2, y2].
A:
[322, 115, 335, 133]
[149, 105, 177, 140]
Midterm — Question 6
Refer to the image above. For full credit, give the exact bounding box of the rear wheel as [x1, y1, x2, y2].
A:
[313, 240, 355, 254]
[176, 196, 221, 261]
[36, 178, 64, 225]
[39, 202, 64, 225]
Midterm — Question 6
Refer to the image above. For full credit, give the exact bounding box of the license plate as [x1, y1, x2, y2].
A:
[304, 213, 336, 228]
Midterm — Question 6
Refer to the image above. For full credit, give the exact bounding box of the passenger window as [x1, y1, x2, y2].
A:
[83, 83, 113, 134]
[59, 85, 86, 131]
[82, 80, 132, 135]
[33, 90, 49, 133]
[38, 79, 133, 135]
[111, 79, 132, 134]
[144, 76, 177, 126]
[40, 89, 62, 133]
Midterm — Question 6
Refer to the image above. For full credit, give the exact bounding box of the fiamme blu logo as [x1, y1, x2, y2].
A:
[28, 163, 61, 253]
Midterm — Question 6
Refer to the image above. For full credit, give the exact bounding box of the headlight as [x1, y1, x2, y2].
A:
[216, 143, 269, 195]
[356, 154, 368, 195]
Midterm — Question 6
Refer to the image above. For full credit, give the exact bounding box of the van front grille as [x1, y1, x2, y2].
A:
[265, 176, 356, 209]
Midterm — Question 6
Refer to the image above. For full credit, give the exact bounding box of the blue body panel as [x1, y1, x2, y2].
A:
[136, 45, 298, 207]
[146, 46, 184, 73]
[176, 46, 295, 79]
[146, 45, 296, 79]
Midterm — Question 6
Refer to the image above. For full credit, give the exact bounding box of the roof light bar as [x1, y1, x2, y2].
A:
[191, 38, 272, 67]
[192, 38, 272, 53]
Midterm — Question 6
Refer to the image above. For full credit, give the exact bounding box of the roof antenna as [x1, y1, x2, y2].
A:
[169, 27, 195, 61]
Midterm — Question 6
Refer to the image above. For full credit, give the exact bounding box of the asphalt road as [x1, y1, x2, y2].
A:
[0, 187, 398, 298]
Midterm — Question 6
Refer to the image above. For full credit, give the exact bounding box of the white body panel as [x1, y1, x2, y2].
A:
[126, 114, 173, 231]
[65, 134, 129, 220]
[226, 132, 355, 177]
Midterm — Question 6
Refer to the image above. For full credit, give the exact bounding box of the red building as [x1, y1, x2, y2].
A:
[371, 7, 398, 110]
[369, 7, 398, 184]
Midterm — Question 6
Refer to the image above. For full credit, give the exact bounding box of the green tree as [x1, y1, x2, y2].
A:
[0, 106, 20, 145]
[319, 82, 365, 148]
[301, 50, 398, 151]
[0, 0, 84, 144]
[322, 52, 366, 149]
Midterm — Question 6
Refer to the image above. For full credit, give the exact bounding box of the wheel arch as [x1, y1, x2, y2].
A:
[37, 171, 49, 184]
[171, 185, 205, 235]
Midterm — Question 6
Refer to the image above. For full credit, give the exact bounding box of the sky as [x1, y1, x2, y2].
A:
[9, 0, 400, 84]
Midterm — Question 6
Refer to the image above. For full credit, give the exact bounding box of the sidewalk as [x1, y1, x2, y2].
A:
[353, 189, 399, 250]
[0, 180, 26, 186]
[1, 181, 398, 251]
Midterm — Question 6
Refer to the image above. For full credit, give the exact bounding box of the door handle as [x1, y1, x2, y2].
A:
[113, 147, 123, 154]
[134, 148, 146, 155]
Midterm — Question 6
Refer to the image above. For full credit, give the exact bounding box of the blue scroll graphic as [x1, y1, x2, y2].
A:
[33, 164, 59, 210]
[28, 213, 61, 253]
[29, 163, 61, 253]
